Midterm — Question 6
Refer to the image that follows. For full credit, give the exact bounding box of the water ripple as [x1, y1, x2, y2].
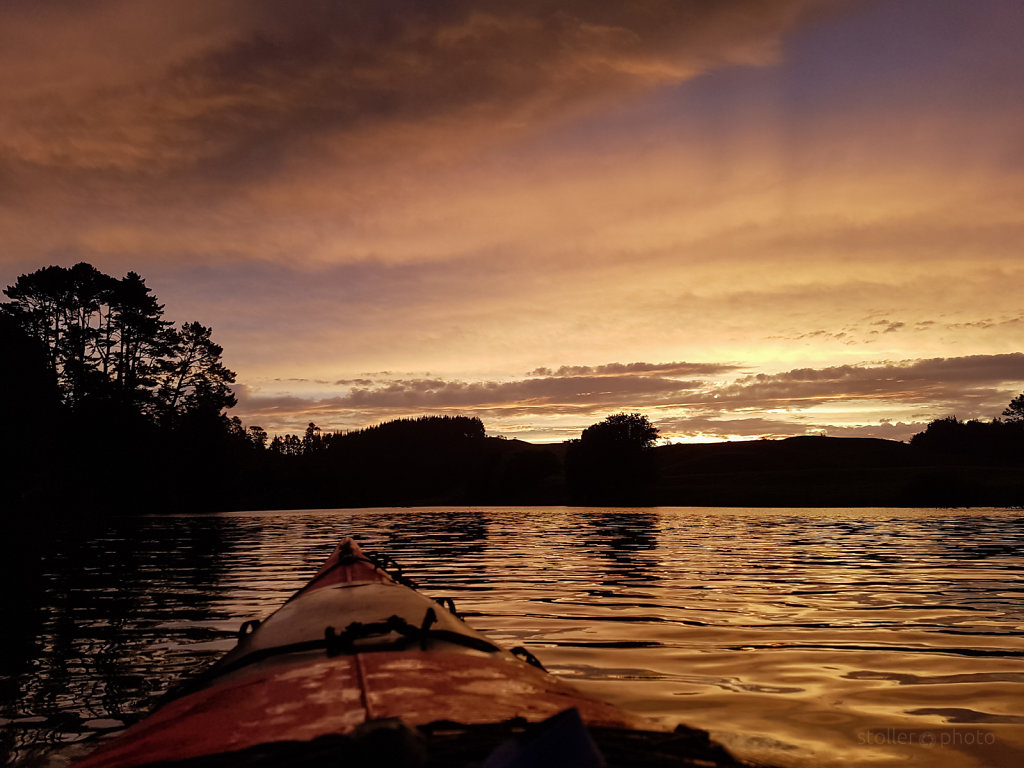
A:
[2, 506, 1023, 768]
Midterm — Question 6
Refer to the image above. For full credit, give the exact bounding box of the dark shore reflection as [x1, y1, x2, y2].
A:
[383, 508, 489, 561]
[579, 511, 660, 586]
[2, 516, 238, 764]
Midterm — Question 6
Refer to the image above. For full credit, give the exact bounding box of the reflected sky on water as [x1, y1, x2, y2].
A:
[2, 507, 1022, 767]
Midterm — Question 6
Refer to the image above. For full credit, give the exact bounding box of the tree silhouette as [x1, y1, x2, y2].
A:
[248, 425, 269, 450]
[3, 264, 234, 423]
[579, 412, 659, 449]
[2, 263, 116, 407]
[108, 271, 172, 410]
[158, 321, 236, 421]
[910, 403, 1024, 466]
[566, 413, 659, 505]
[302, 422, 324, 455]
[0, 314, 59, 509]
[2, 264, 242, 515]
[1003, 393, 1024, 423]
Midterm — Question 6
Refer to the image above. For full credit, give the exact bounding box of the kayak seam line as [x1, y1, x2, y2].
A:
[354, 652, 372, 722]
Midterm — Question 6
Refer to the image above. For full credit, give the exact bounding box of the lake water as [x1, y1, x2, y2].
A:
[2, 507, 1023, 767]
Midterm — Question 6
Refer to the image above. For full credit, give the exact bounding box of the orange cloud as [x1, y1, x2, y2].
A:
[0, 1, 823, 175]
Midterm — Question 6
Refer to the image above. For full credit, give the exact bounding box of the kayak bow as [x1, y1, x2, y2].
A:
[73, 537, 751, 767]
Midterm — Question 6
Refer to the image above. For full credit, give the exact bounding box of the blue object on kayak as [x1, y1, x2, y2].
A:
[483, 707, 605, 768]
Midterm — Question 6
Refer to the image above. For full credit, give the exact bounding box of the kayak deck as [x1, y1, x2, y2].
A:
[73, 538, 757, 768]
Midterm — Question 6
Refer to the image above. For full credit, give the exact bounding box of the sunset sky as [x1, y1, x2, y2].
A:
[2, 0, 1023, 443]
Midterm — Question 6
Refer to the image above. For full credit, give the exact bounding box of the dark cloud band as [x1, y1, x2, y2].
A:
[233, 353, 1024, 439]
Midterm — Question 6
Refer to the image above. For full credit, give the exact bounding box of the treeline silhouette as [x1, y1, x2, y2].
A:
[0, 263, 564, 515]
[185, 411, 659, 510]
[231, 415, 565, 510]
[3, 263, 1024, 524]
[0, 264, 656, 518]
[910, 414, 1024, 465]
[652, 402, 1024, 507]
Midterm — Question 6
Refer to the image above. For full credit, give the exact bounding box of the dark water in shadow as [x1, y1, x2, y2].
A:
[2, 507, 1022, 767]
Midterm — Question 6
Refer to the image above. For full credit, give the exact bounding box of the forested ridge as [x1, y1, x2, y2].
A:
[3, 263, 1023, 527]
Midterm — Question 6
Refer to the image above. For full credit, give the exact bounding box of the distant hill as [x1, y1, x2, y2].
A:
[649, 436, 990, 507]
[227, 426, 1023, 510]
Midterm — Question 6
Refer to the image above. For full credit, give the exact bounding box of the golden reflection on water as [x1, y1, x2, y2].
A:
[2, 507, 1022, 768]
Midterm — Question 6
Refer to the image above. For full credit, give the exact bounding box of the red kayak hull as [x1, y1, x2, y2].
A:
[73, 538, 652, 768]
[74, 649, 643, 768]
